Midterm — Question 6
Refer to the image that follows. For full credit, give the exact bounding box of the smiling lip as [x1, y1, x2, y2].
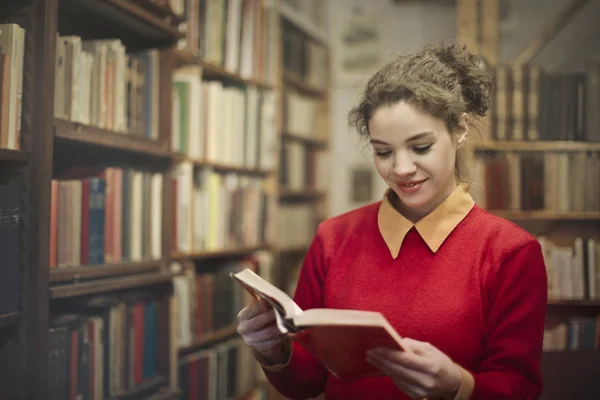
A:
[395, 179, 427, 194]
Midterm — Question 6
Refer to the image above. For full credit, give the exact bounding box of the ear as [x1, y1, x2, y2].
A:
[455, 112, 469, 149]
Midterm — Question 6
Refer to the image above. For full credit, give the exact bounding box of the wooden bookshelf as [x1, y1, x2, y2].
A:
[473, 140, 600, 152]
[49, 259, 164, 283]
[0, 312, 22, 329]
[54, 119, 172, 158]
[145, 389, 183, 400]
[0, 148, 28, 163]
[490, 210, 600, 220]
[57, 0, 183, 51]
[108, 375, 167, 400]
[172, 49, 274, 90]
[1, 0, 280, 398]
[279, 189, 325, 201]
[283, 70, 327, 97]
[282, 131, 328, 148]
[171, 154, 273, 176]
[172, 245, 272, 262]
[457, 1, 600, 398]
[50, 270, 177, 299]
[178, 325, 238, 356]
[547, 299, 600, 307]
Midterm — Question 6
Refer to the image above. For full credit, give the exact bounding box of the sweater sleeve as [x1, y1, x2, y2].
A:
[257, 229, 329, 400]
[464, 239, 548, 400]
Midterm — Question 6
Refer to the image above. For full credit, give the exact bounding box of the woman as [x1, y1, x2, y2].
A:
[237, 42, 548, 400]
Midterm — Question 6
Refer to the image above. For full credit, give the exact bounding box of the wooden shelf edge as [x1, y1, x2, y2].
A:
[146, 389, 183, 400]
[178, 325, 238, 356]
[54, 119, 172, 158]
[282, 132, 328, 148]
[173, 50, 274, 89]
[128, 0, 185, 24]
[548, 299, 600, 306]
[50, 260, 164, 283]
[0, 148, 29, 163]
[0, 311, 22, 328]
[283, 71, 327, 97]
[278, 245, 309, 254]
[103, 0, 183, 39]
[489, 210, 600, 220]
[172, 154, 273, 176]
[50, 271, 176, 299]
[171, 245, 273, 261]
[279, 189, 325, 201]
[108, 375, 167, 400]
[472, 140, 600, 152]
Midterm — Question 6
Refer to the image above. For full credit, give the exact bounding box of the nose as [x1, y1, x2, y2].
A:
[392, 151, 417, 177]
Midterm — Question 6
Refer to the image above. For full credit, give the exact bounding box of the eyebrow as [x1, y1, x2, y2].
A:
[369, 132, 435, 146]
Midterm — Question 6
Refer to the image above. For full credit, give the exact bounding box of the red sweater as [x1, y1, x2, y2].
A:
[260, 186, 548, 400]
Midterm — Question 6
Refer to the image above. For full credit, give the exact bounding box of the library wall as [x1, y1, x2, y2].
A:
[326, 0, 456, 216]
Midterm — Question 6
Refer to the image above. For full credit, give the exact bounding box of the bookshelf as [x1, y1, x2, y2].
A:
[0, 0, 290, 399]
[275, 0, 330, 295]
[457, 0, 600, 399]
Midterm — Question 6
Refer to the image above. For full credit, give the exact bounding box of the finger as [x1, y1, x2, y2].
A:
[400, 337, 433, 356]
[238, 299, 271, 320]
[237, 309, 276, 335]
[367, 352, 430, 387]
[242, 323, 283, 344]
[369, 347, 430, 374]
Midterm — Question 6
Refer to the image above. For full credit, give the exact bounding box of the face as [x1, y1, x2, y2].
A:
[368, 101, 468, 222]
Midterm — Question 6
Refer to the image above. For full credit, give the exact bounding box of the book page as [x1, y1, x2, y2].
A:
[230, 268, 303, 319]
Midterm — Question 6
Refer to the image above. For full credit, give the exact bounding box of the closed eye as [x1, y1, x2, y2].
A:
[375, 150, 392, 159]
[413, 144, 432, 154]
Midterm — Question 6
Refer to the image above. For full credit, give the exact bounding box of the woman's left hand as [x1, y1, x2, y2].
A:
[366, 338, 462, 400]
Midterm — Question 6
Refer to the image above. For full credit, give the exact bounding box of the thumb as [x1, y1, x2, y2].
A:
[257, 298, 272, 312]
[400, 337, 431, 355]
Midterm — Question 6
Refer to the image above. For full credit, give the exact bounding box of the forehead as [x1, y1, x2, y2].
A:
[368, 101, 446, 143]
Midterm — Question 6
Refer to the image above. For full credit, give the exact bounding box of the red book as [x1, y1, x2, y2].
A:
[230, 268, 407, 382]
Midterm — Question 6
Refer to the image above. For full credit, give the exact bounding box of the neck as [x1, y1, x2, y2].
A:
[391, 178, 459, 223]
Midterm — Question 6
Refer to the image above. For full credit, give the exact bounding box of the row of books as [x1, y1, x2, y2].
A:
[0, 23, 25, 150]
[279, 140, 329, 192]
[49, 167, 164, 268]
[172, 68, 277, 168]
[172, 164, 272, 255]
[470, 151, 600, 212]
[54, 35, 159, 138]
[492, 59, 600, 142]
[281, 17, 327, 90]
[539, 236, 600, 301]
[278, 204, 316, 249]
[48, 294, 159, 399]
[175, 0, 278, 86]
[0, 184, 21, 315]
[544, 316, 599, 351]
[283, 90, 322, 138]
[178, 337, 268, 400]
[172, 254, 272, 347]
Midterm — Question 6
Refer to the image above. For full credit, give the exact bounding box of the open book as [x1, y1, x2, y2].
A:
[230, 268, 406, 382]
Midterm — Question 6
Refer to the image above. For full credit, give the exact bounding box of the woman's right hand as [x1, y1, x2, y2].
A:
[237, 298, 290, 365]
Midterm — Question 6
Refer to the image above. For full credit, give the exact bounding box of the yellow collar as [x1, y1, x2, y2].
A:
[377, 183, 474, 258]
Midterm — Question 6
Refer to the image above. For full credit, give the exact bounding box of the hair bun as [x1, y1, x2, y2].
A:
[427, 42, 492, 117]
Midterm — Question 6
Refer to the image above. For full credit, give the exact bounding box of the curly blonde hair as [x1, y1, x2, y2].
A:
[347, 41, 492, 180]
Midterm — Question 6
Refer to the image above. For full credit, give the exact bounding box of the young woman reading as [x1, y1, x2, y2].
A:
[236, 42, 548, 400]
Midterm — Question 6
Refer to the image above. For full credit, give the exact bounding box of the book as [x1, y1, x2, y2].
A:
[230, 268, 407, 381]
